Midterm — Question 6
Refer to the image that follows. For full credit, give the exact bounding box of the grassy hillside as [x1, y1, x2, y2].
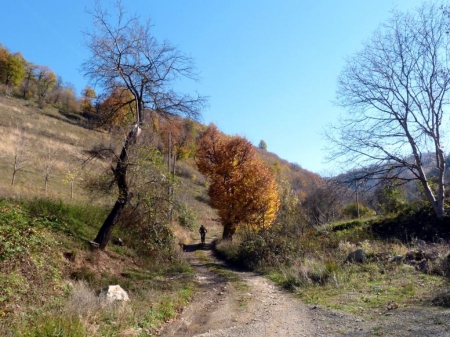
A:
[256, 147, 320, 195]
[0, 95, 222, 335]
[0, 95, 109, 202]
[0, 197, 202, 336]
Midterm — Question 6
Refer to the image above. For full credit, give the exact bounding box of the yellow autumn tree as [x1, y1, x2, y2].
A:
[34, 65, 56, 102]
[196, 124, 279, 240]
[0, 48, 25, 89]
[80, 86, 97, 114]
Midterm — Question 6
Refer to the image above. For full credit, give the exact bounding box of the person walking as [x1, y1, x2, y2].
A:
[199, 225, 207, 244]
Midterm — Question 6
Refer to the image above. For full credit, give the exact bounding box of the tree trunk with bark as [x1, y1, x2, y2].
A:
[84, 1, 205, 250]
[222, 223, 236, 241]
[92, 126, 138, 249]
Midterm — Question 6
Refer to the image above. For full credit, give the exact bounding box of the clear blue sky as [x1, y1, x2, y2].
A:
[1, 0, 426, 174]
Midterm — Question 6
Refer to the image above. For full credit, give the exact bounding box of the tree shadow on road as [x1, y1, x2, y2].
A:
[182, 242, 211, 252]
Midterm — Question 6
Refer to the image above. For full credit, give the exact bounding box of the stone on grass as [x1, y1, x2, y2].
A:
[100, 285, 129, 304]
[415, 239, 426, 247]
[391, 255, 404, 264]
[346, 249, 366, 263]
[437, 238, 446, 245]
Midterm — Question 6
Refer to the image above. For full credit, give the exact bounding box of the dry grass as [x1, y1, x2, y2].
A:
[0, 96, 110, 203]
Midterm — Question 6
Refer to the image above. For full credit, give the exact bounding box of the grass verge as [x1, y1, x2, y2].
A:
[0, 197, 197, 336]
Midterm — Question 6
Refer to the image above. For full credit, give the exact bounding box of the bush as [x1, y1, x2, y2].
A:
[342, 202, 376, 219]
[370, 206, 450, 242]
[216, 228, 299, 270]
[118, 205, 176, 263]
[214, 239, 241, 264]
[177, 202, 198, 230]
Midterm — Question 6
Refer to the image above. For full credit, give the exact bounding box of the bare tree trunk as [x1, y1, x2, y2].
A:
[222, 222, 236, 241]
[413, 148, 446, 220]
[435, 148, 446, 219]
[93, 198, 127, 250]
[12, 155, 19, 186]
[92, 126, 138, 249]
[11, 170, 16, 186]
[355, 182, 360, 219]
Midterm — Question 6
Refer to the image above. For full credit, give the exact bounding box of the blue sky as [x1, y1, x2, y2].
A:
[1, 0, 426, 174]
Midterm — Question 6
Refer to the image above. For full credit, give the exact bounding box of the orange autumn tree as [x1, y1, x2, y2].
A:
[196, 124, 279, 240]
[97, 86, 136, 127]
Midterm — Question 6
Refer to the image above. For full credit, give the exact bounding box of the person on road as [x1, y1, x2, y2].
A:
[199, 225, 207, 244]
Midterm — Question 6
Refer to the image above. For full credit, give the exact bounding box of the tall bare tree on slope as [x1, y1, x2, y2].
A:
[83, 0, 206, 249]
[328, 2, 450, 220]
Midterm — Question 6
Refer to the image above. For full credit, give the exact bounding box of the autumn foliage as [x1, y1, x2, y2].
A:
[96, 86, 135, 127]
[0, 48, 25, 88]
[196, 124, 279, 240]
[160, 118, 198, 164]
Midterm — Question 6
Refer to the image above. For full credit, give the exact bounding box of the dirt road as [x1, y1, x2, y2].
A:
[159, 240, 320, 336]
[158, 240, 450, 337]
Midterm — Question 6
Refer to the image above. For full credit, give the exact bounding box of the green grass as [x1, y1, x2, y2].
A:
[20, 314, 87, 337]
[251, 214, 450, 318]
[296, 264, 445, 314]
[0, 196, 198, 336]
[267, 254, 448, 316]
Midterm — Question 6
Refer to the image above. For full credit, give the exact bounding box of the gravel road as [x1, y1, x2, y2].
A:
[158, 240, 450, 337]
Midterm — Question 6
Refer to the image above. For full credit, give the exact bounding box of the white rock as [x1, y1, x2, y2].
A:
[100, 285, 130, 304]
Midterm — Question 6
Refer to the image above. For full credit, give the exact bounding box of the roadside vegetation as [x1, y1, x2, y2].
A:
[0, 196, 199, 336]
[215, 206, 450, 317]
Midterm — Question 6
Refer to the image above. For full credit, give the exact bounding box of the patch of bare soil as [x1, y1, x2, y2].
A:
[158, 239, 450, 337]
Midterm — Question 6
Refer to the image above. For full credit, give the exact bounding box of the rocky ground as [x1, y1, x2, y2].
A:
[158, 239, 450, 337]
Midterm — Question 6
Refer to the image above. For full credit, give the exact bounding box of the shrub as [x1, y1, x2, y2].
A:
[217, 228, 299, 270]
[342, 202, 376, 219]
[214, 239, 241, 264]
[119, 205, 176, 263]
[177, 202, 198, 230]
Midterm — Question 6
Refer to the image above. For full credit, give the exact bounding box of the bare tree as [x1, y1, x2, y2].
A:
[62, 149, 87, 200]
[11, 126, 29, 186]
[302, 177, 348, 226]
[41, 143, 60, 193]
[327, 2, 450, 219]
[82, 1, 206, 249]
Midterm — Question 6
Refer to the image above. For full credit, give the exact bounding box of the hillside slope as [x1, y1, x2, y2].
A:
[0, 95, 109, 202]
